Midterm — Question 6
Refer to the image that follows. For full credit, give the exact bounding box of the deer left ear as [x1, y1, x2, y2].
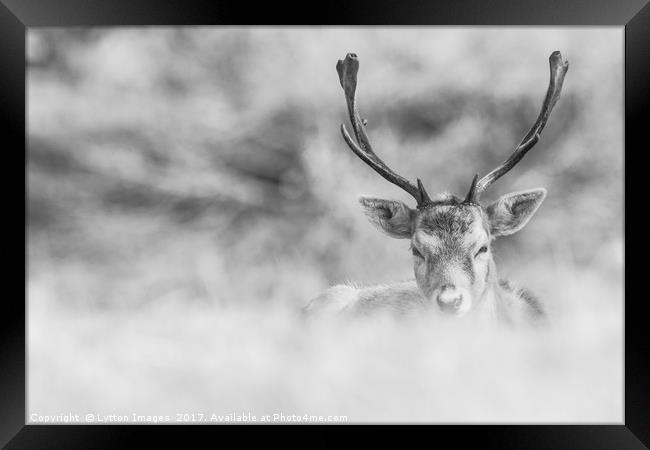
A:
[358, 197, 416, 239]
[486, 188, 547, 237]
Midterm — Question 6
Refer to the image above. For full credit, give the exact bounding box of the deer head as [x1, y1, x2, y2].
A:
[337, 52, 568, 316]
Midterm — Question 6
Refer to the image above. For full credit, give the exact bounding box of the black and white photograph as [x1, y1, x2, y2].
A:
[27, 27, 623, 424]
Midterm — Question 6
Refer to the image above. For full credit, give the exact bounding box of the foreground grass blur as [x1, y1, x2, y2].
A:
[29, 274, 621, 422]
[27, 27, 623, 422]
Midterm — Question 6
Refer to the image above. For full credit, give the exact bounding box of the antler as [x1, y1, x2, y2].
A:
[464, 51, 569, 204]
[337, 53, 432, 207]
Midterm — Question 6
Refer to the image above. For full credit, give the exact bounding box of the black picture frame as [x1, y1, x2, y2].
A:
[4, 0, 648, 447]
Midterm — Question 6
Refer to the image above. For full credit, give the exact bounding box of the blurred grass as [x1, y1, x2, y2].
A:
[27, 27, 623, 422]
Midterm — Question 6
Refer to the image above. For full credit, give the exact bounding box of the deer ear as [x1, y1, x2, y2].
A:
[486, 188, 547, 237]
[358, 197, 416, 239]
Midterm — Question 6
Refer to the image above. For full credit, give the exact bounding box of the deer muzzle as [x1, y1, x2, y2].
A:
[435, 284, 468, 314]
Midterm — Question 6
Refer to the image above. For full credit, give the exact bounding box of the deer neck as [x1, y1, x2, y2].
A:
[473, 257, 509, 322]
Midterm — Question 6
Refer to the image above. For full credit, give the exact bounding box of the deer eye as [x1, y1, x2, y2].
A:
[411, 247, 424, 259]
[475, 245, 488, 257]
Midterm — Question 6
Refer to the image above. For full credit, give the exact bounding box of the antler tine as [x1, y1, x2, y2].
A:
[337, 53, 431, 207]
[470, 51, 569, 202]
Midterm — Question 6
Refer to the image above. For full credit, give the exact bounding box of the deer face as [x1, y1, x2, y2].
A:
[411, 202, 490, 315]
[359, 190, 546, 316]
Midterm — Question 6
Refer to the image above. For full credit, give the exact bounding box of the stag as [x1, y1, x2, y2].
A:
[304, 52, 569, 324]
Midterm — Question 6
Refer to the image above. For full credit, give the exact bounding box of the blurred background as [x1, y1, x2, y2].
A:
[27, 27, 623, 423]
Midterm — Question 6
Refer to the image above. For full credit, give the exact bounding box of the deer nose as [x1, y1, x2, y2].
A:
[436, 285, 463, 311]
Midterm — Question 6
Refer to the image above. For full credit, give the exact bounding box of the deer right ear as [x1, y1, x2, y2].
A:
[486, 188, 547, 237]
[358, 197, 416, 239]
